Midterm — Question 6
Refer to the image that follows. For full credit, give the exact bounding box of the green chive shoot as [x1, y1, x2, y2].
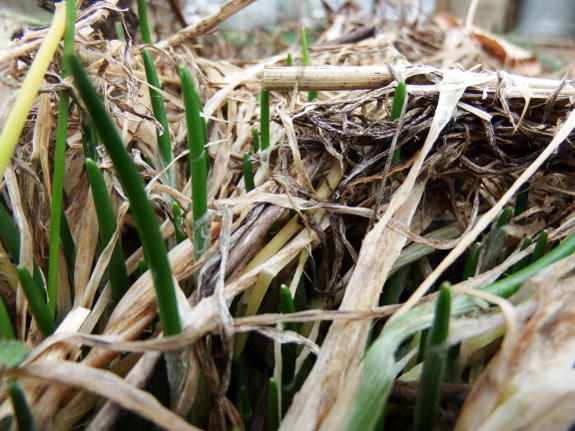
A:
[71, 55, 182, 336]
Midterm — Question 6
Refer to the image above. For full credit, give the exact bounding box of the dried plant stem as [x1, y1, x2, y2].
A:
[0, 2, 66, 179]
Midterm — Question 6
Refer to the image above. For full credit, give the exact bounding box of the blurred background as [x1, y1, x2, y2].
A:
[3, 0, 575, 73]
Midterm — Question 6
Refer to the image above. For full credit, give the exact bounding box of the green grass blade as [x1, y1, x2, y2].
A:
[511, 236, 532, 274]
[8, 379, 34, 431]
[71, 55, 182, 336]
[482, 207, 513, 271]
[268, 377, 280, 431]
[0, 298, 15, 340]
[514, 182, 529, 226]
[0, 200, 45, 294]
[172, 202, 186, 244]
[179, 65, 210, 261]
[0, 200, 20, 261]
[252, 128, 260, 153]
[280, 285, 297, 387]
[530, 229, 548, 264]
[239, 385, 253, 428]
[142, 49, 175, 190]
[85, 158, 129, 304]
[389, 80, 405, 180]
[339, 230, 575, 431]
[390, 80, 406, 121]
[60, 207, 76, 282]
[136, 0, 152, 45]
[413, 284, 451, 431]
[260, 88, 270, 151]
[243, 153, 255, 192]
[82, 121, 98, 161]
[382, 265, 410, 305]
[139, 258, 149, 276]
[17, 265, 56, 337]
[286, 53, 292, 67]
[301, 27, 318, 102]
[462, 242, 481, 281]
[47, 0, 77, 319]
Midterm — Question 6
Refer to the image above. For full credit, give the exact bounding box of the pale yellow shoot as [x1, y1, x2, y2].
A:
[0, 2, 67, 181]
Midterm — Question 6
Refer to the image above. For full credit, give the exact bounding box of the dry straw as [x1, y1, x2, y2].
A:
[3, 0, 575, 430]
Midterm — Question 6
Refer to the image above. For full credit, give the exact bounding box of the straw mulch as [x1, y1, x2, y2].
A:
[2, 1, 575, 430]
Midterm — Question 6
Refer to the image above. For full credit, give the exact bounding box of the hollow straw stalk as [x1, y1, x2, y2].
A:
[70, 55, 182, 336]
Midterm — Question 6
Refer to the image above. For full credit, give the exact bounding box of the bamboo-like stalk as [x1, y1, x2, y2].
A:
[262, 66, 401, 91]
[262, 66, 575, 97]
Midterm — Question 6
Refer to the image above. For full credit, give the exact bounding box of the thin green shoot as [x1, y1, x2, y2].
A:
[0, 200, 44, 294]
[143, 50, 176, 190]
[481, 207, 513, 272]
[8, 379, 34, 431]
[454, 177, 467, 194]
[238, 385, 253, 428]
[268, 377, 280, 431]
[0, 298, 15, 340]
[514, 182, 529, 226]
[286, 53, 292, 67]
[82, 122, 98, 161]
[511, 236, 532, 274]
[243, 153, 255, 192]
[280, 285, 297, 388]
[462, 242, 481, 281]
[389, 80, 406, 181]
[172, 203, 186, 244]
[301, 27, 318, 102]
[390, 80, 406, 121]
[252, 128, 260, 153]
[138, 258, 149, 277]
[530, 229, 548, 264]
[260, 88, 270, 151]
[17, 266, 56, 337]
[382, 265, 411, 305]
[85, 158, 129, 304]
[412, 283, 451, 431]
[59, 208, 76, 282]
[136, 0, 152, 45]
[47, 0, 77, 318]
[71, 55, 182, 336]
[179, 65, 210, 261]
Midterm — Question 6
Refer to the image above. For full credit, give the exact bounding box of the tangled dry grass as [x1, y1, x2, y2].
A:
[2, 0, 575, 430]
